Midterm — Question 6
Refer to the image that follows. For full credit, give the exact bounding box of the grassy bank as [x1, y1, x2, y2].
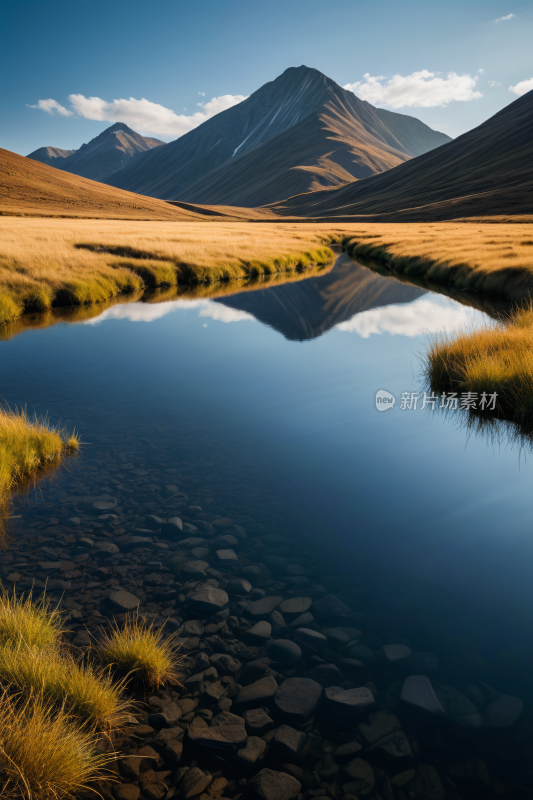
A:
[425, 304, 533, 424]
[0, 407, 78, 513]
[0, 218, 340, 325]
[341, 222, 533, 301]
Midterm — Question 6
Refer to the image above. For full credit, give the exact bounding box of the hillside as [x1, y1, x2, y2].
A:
[106, 66, 450, 206]
[0, 148, 203, 219]
[271, 88, 533, 221]
[27, 122, 165, 182]
[27, 145, 76, 166]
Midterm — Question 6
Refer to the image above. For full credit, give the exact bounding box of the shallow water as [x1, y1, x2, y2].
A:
[2, 253, 533, 788]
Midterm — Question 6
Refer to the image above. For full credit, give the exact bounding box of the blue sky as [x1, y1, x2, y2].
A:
[2, 0, 532, 155]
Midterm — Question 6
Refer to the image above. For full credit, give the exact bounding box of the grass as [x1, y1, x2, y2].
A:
[98, 615, 183, 690]
[0, 590, 65, 650]
[0, 692, 114, 800]
[0, 406, 78, 512]
[0, 217, 338, 324]
[425, 303, 533, 423]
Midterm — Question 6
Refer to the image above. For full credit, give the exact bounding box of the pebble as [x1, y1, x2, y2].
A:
[483, 695, 523, 727]
[274, 677, 323, 721]
[109, 590, 140, 612]
[246, 595, 283, 617]
[267, 639, 302, 666]
[292, 627, 327, 648]
[247, 769, 301, 800]
[189, 587, 228, 613]
[401, 675, 446, 715]
[236, 676, 278, 706]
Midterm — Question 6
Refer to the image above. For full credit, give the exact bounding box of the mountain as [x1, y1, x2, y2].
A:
[215, 253, 426, 341]
[27, 123, 165, 182]
[270, 88, 533, 220]
[105, 66, 450, 207]
[0, 147, 203, 220]
[27, 145, 77, 166]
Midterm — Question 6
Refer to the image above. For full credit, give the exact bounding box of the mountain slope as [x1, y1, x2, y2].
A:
[0, 147, 202, 219]
[27, 146, 77, 166]
[106, 66, 450, 206]
[27, 123, 165, 182]
[271, 88, 533, 220]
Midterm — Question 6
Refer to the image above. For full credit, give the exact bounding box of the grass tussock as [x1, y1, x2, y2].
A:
[425, 303, 533, 422]
[341, 222, 533, 301]
[98, 615, 183, 690]
[0, 692, 114, 800]
[0, 640, 129, 730]
[0, 217, 340, 324]
[0, 406, 78, 511]
[0, 590, 64, 650]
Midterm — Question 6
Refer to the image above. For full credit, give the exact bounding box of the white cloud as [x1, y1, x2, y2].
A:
[495, 12, 515, 22]
[336, 296, 486, 338]
[84, 299, 255, 325]
[29, 93, 247, 138]
[26, 98, 73, 116]
[489, 80, 501, 87]
[344, 70, 482, 108]
[198, 92, 206, 96]
[509, 77, 533, 96]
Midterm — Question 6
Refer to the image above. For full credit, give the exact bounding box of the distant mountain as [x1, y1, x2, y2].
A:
[271, 88, 533, 220]
[0, 147, 202, 220]
[27, 145, 77, 167]
[106, 66, 450, 207]
[27, 123, 165, 182]
[215, 253, 426, 341]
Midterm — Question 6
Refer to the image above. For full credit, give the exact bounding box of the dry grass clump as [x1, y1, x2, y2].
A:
[341, 222, 533, 301]
[0, 590, 64, 650]
[0, 406, 78, 510]
[0, 217, 339, 324]
[425, 303, 533, 422]
[0, 692, 113, 800]
[98, 615, 183, 690]
[0, 641, 129, 730]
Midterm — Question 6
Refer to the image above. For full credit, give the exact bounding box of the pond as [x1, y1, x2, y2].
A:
[2, 252, 533, 795]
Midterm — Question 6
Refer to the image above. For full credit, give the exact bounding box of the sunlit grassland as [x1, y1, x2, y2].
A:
[0, 217, 340, 324]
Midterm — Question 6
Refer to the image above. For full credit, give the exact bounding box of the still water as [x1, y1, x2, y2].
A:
[2, 253, 533, 771]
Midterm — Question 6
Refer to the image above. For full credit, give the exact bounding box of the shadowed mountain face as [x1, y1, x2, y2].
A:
[272, 89, 533, 220]
[214, 253, 427, 341]
[27, 123, 165, 182]
[27, 146, 77, 166]
[105, 66, 450, 206]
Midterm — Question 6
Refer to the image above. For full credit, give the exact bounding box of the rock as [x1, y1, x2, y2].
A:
[180, 537, 207, 548]
[342, 759, 374, 795]
[273, 724, 308, 757]
[178, 767, 213, 798]
[325, 686, 375, 716]
[212, 535, 239, 549]
[113, 786, 140, 800]
[72, 630, 91, 647]
[216, 549, 238, 562]
[323, 627, 362, 648]
[367, 730, 412, 758]
[267, 639, 302, 666]
[144, 784, 167, 800]
[390, 769, 416, 787]
[145, 515, 163, 530]
[183, 619, 204, 637]
[274, 678, 322, 721]
[248, 621, 272, 641]
[279, 597, 312, 615]
[188, 715, 247, 751]
[96, 541, 120, 555]
[288, 612, 314, 628]
[160, 517, 183, 540]
[270, 610, 289, 636]
[189, 588, 228, 613]
[163, 739, 183, 764]
[313, 594, 353, 618]
[262, 555, 288, 573]
[243, 708, 274, 733]
[236, 676, 278, 706]
[179, 560, 209, 579]
[292, 628, 327, 649]
[247, 769, 301, 800]
[382, 644, 411, 661]
[209, 653, 241, 674]
[237, 735, 267, 764]
[226, 577, 252, 595]
[407, 764, 444, 799]
[434, 684, 482, 729]
[401, 675, 445, 715]
[359, 712, 401, 744]
[335, 742, 362, 758]
[308, 663, 344, 687]
[109, 590, 140, 612]
[345, 644, 374, 662]
[483, 695, 523, 727]
[246, 596, 283, 617]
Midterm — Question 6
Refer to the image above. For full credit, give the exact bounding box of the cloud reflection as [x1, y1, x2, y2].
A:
[84, 299, 255, 326]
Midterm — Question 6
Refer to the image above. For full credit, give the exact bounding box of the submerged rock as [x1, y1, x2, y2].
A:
[401, 675, 445, 715]
[483, 695, 523, 727]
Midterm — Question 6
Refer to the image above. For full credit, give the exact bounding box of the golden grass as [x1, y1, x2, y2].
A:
[0, 217, 338, 324]
[0, 640, 129, 730]
[0, 406, 78, 511]
[0, 590, 64, 650]
[425, 303, 533, 422]
[0, 692, 114, 800]
[341, 222, 533, 301]
[98, 615, 183, 690]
